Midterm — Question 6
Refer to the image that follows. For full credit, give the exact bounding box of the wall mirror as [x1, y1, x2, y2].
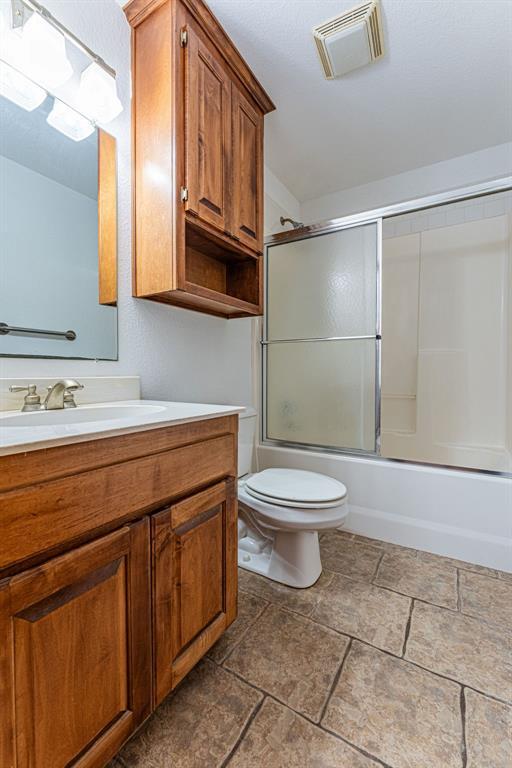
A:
[0, 95, 118, 360]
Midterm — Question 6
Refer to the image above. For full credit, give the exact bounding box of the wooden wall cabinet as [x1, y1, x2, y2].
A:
[0, 415, 238, 768]
[126, 0, 274, 318]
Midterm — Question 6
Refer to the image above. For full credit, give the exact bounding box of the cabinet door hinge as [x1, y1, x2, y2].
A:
[180, 186, 188, 202]
[180, 29, 188, 47]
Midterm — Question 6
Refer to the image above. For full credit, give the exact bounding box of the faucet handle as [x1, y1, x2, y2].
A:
[9, 384, 41, 411]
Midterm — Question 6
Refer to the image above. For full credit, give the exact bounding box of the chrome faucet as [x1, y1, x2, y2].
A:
[44, 379, 84, 410]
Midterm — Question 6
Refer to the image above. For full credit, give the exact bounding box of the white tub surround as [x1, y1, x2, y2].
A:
[258, 445, 512, 573]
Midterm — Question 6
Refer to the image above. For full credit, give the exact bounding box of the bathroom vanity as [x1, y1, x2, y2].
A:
[0, 402, 240, 768]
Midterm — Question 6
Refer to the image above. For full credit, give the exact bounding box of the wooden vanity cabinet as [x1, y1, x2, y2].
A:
[152, 479, 237, 703]
[0, 521, 152, 768]
[125, 0, 274, 318]
[0, 415, 238, 768]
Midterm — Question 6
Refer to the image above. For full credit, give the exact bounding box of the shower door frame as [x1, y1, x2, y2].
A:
[261, 175, 512, 476]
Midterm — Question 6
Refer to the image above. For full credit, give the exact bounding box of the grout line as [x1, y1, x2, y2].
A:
[212, 595, 270, 666]
[318, 637, 352, 723]
[456, 569, 461, 612]
[371, 550, 386, 583]
[401, 598, 415, 657]
[221, 695, 265, 767]
[320, 723, 395, 768]
[243, 592, 511, 707]
[460, 688, 468, 768]
[221, 677, 394, 768]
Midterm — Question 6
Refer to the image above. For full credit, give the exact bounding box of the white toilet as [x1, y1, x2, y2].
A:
[237, 409, 348, 588]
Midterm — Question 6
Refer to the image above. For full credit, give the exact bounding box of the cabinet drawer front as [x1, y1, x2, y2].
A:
[0, 434, 235, 570]
[0, 522, 151, 768]
[152, 478, 237, 704]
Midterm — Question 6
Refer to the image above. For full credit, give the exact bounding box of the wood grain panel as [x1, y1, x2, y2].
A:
[125, 0, 275, 114]
[151, 478, 237, 704]
[0, 434, 235, 570]
[0, 415, 237, 494]
[132, 0, 176, 296]
[231, 86, 263, 254]
[172, 509, 223, 652]
[0, 522, 151, 768]
[171, 481, 226, 528]
[98, 130, 118, 306]
[184, 21, 232, 236]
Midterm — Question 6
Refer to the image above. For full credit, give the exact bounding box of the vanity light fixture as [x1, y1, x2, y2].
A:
[46, 97, 95, 142]
[0, 59, 45, 111]
[0, 0, 122, 138]
[21, 11, 73, 89]
[78, 62, 123, 125]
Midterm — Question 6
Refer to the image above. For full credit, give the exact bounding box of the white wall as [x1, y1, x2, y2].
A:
[300, 142, 512, 223]
[0, 0, 297, 410]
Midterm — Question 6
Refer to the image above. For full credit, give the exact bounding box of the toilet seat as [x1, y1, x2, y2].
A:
[239, 478, 348, 532]
[244, 468, 347, 509]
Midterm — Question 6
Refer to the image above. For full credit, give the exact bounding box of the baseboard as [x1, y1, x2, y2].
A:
[343, 504, 512, 572]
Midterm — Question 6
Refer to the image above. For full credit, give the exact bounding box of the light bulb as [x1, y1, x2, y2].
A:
[78, 62, 122, 124]
[21, 13, 73, 89]
[47, 98, 94, 141]
[0, 60, 46, 111]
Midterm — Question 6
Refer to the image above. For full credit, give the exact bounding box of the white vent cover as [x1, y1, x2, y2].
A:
[313, 0, 384, 79]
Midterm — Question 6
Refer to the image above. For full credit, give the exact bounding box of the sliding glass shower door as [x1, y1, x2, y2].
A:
[263, 221, 380, 453]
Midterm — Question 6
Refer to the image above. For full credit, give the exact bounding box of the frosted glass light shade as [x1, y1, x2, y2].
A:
[78, 62, 122, 124]
[22, 13, 73, 89]
[0, 60, 46, 111]
[47, 98, 94, 141]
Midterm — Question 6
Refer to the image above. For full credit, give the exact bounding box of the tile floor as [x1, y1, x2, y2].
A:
[110, 531, 512, 768]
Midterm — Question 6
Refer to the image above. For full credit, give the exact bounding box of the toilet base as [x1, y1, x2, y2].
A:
[238, 516, 322, 588]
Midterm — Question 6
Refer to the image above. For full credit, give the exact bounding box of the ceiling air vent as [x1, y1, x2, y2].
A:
[313, 0, 384, 79]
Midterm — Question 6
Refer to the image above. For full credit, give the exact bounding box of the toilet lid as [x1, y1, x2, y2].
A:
[245, 468, 347, 506]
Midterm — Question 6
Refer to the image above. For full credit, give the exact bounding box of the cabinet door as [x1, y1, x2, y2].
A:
[0, 521, 151, 768]
[152, 479, 237, 704]
[184, 23, 232, 236]
[231, 86, 264, 253]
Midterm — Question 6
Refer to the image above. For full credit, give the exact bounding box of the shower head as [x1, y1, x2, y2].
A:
[280, 216, 304, 230]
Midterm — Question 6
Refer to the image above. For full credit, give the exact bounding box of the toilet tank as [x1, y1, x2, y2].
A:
[238, 407, 257, 477]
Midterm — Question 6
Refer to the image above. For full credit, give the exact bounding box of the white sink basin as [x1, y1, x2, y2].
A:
[1, 403, 166, 427]
[0, 399, 244, 455]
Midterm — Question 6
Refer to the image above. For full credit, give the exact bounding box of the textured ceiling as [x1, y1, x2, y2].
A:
[117, 0, 512, 202]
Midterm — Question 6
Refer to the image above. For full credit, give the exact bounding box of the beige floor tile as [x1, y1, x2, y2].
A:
[311, 572, 411, 655]
[208, 591, 268, 663]
[116, 661, 262, 767]
[460, 570, 512, 628]
[237, 567, 334, 617]
[417, 549, 500, 578]
[230, 698, 378, 767]
[498, 570, 512, 584]
[465, 689, 512, 768]
[224, 604, 349, 722]
[374, 551, 458, 609]
[323, 641, 463, 768]
[320, 532, 383, 581]
[405, 602, 512, 702]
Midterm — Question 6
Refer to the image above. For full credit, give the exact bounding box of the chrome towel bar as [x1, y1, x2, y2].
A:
[0, 323, 76, 341]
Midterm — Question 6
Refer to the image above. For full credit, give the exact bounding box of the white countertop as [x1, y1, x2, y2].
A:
[0, 400, 244, 456]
